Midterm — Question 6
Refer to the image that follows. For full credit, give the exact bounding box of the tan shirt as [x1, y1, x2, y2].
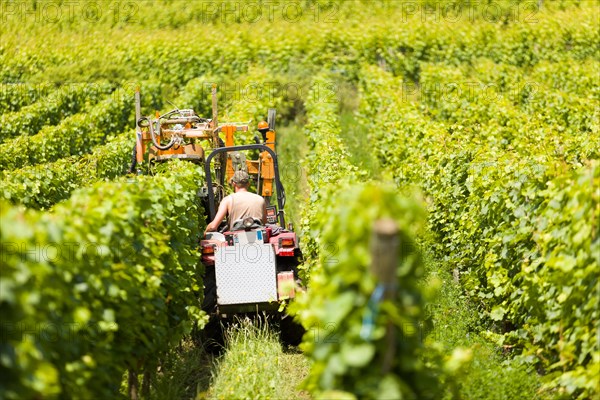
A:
[228, 191, 266, 229]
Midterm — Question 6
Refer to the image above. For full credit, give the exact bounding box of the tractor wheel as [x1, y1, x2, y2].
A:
[193, 315, 225, 355]
[279, 313, 305, 347]
[202, 265, 217, 314]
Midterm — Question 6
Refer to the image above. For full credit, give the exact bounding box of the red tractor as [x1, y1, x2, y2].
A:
[133, 87, 304, 346]
[199, 113, 304, 326]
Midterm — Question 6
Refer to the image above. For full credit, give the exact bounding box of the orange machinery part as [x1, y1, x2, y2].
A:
[224, 126, 276, 197]
[137, 129, 210, 162]
[224, 125, 237, 181]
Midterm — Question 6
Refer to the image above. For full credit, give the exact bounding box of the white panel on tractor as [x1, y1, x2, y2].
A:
[215, 243, 277, 305]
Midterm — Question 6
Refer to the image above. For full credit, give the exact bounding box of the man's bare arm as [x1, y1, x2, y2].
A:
[205, 197, 230, 233]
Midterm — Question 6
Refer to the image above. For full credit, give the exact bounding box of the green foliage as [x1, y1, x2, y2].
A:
[416, 62, 598, 162]
[0, 83, 53, 114]
[298, 75, 362, 279]
[423, 252, 543, 400]
[294, 183, 444, 399]
[358, 65, 599, 398]
[0, 161, 208, 399]
[1, 131, 133, 209]
[527, 58, 600, 97]
[1, 3, 597, 84]
[0, 2, 598, 397]
[295, 77, 445, 398]
[339, 111, 380, 177]
[0, 82, 162, 171]
[0, 83, 111, 143]
[221, 66, 304, 127]
[146, 339, 213, 400]
[275, 122, 309, 232]
[0, 0, 591, 33]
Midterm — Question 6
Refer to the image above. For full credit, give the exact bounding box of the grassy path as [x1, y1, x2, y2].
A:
[145, 321, 310, 400]
[204, 320, 310, 399]
[276, 123, 310, 229]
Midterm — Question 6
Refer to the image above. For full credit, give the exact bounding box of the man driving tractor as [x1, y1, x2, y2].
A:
[205, 170, 267, 234]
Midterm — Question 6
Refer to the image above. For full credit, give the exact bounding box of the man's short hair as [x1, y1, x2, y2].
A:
[230, 170, 249, 186]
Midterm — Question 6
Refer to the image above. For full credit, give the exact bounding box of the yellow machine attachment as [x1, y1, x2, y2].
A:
[133, 85, 248, 166]
[132, 85, 279, 200]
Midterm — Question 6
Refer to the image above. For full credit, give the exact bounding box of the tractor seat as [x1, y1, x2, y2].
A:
[230, 217, 263, 231]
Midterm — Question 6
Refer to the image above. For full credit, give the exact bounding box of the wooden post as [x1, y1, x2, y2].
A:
[371, 219, 399, 374]
[128, 369, 139, 400]
[134, 89, 144, 165]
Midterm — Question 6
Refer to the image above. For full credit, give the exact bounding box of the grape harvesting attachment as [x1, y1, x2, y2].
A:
[131, 85, 248, 173]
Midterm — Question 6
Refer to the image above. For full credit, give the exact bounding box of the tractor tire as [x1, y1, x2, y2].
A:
[195, 315, 225, 355]
[279, 313, 305, 347]
[202, 265, 217, 314]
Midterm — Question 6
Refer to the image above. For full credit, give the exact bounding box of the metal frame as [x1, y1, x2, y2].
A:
[204, 144, 286, 227]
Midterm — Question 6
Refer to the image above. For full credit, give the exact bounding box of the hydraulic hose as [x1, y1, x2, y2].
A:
[138, 116, 176, 151]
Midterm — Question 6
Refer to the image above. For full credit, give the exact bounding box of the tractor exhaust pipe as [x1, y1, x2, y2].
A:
[267, 108, 276, 131]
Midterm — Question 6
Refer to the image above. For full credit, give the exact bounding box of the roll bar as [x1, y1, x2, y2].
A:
[204, 144, 286, 227]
